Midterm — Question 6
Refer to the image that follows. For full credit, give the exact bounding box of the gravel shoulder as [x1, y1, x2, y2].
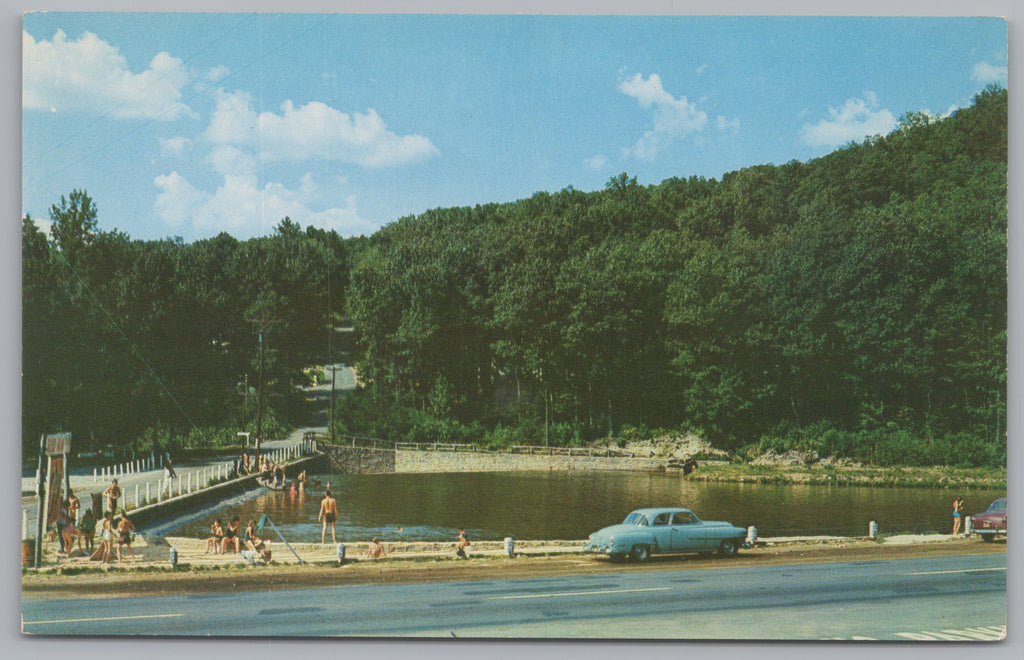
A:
[21, 535, 1005, 601]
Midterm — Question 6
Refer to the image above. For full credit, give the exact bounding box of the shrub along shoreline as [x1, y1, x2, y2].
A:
[679, 462, 1006, 490]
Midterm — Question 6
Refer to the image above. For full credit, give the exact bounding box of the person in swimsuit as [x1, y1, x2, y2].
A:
[221, 517, 241, 553]
[116, 511, 136, 562]
[952, 496, 964, 535]
[103, 479, 122, 515]
[297, 470, 306, 494]
[67, 490, 81, 525]
[207, 519, 225, 554]
[319, 489, 338, 544]
[99, 511, 115, 563]
[60, 510, 82, 557]
[243, 520, 266, 551]
[366, 537, 386, 559]
[78, 509, 96, 552]
[456, 530, 471, 559]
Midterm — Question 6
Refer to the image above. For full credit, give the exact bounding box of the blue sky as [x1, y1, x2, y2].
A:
[22, 13, 1007, 242]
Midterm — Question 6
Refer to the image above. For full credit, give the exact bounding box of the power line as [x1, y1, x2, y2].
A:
[24, 15, 329, 200]
[24, 13, 254, 171]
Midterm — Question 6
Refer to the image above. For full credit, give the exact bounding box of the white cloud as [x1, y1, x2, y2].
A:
[204, 90, 439, 168]
[716, 115, 740, 132]
[205, 65, 230, 84]
[158, 136, 193, 158]
[153, 170, 378, 238]
[154, 171, 209, 228]
[799, 93, 897, 147]
[584, 154, 608, 170]
[618, 73, 708, 161]
[972, 61, 1007, 84]
[31, 215, 54, 238]
[23, 29, 191, 120]
[208, 144, 257, 177]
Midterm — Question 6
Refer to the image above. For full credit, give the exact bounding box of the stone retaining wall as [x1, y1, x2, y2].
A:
[324, 446, 396, 474]
[396, 449, 666, 473]
[322, 446, 670, 474]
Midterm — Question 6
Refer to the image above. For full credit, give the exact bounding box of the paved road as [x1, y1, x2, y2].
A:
[21, 552, 1006, 639]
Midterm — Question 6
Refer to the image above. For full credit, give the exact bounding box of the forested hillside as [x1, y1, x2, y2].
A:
[22, 210, 360, 457]
[343, 85, 1007, 466]
[22, 86, 1006, 467]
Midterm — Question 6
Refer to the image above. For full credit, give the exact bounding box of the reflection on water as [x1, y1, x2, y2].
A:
[167, 471, 1004, 543]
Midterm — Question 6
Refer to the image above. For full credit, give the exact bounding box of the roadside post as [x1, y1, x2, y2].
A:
[33, 434, 45, 568]
[869, 521, 879, 538]
[35, 432, 72, 568]
[336, 543, 346, 564]
[504, 537, 515, 558]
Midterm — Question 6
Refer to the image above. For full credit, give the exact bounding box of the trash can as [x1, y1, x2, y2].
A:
[21, 539, 35, 567]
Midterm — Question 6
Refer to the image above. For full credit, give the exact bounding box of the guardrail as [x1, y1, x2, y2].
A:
[505, 445, 636, 458]
[319, 435, 645, 459]
[394, 442, 495, 453]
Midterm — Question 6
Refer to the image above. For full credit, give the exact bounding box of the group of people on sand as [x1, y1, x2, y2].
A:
[205, 516, 272, 562]
[52, 487, 135, 563]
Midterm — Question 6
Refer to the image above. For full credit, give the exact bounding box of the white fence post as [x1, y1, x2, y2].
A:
[146, 482, 151, 505]
[187, 472, 192, 493]
[134, 484, 139, 508]
[93, 468, 97, 483]
[22, 510, 28, 541]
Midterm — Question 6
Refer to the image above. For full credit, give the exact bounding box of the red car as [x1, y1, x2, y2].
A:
[971, 497, 1006, 542]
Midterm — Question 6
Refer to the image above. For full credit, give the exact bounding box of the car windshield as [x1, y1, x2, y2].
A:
[988, 500, 1007, 511]
[623, 512, 650, 526]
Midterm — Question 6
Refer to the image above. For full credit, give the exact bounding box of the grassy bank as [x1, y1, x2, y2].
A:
[686, 463, 1006, 490]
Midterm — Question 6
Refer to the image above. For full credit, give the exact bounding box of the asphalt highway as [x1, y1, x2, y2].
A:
[22, 551, 1006, 640]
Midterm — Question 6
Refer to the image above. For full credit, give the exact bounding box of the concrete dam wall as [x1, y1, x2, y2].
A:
[322, 445, 666, 474]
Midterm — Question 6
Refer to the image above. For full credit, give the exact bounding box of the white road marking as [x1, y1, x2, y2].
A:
[23, 612, 184, 626]
[894, 625, 1006, 641]
[825, 626, 1005, 642]
[909, 567, 1006, 576]
[487, 587, 671, 601]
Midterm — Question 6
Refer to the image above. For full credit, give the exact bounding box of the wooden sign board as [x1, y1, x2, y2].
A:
[45, 432, 72, 456]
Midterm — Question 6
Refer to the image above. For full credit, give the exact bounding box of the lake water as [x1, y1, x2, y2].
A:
[167, 470, 1004, 543]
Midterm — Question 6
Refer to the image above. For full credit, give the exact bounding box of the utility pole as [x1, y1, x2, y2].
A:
[247, 318, 279, 463]
[330, 366, 337, 444]
[255, 328, 265, 462]
[34, 434, 45, 568]
[239, 373, 249, 431]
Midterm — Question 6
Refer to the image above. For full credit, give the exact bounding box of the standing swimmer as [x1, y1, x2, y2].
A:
[319, 487, 338, 544]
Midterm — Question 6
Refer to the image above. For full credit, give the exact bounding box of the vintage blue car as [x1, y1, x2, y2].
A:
[585, 507, 749, 561]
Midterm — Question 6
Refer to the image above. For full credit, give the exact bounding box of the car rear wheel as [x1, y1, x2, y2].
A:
[608, 552, 627, 562]
[718, 539, 739, 557]
[630, 545, 650, 562]
[980, 534, 996, 543]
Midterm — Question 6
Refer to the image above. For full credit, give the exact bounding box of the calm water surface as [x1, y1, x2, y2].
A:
[169, 471, 1004, 543]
